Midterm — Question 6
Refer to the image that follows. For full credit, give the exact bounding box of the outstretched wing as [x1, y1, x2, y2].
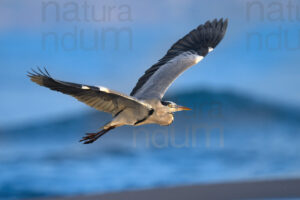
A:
[28, 68, 152, 116]
[130, 19, 228, 100]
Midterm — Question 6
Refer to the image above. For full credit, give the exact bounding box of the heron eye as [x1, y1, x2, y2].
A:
[168, 104, 172, 108]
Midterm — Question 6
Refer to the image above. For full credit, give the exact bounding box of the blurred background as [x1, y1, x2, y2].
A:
[1, 0, 300, 199]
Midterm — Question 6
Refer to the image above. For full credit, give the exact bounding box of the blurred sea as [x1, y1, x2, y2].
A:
[1, 90, 300, 199]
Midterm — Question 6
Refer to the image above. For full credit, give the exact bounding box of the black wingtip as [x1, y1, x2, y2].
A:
[200, 18, 228, 50]
[223, 18, 229, 31]
[27, 67, 53, 87]
[27, 67, 51, 79]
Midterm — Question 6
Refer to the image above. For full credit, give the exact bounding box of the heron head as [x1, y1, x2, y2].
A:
[161, 101, 191, 112]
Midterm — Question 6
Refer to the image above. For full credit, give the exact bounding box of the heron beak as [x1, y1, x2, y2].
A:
[177, 105, 192, 111]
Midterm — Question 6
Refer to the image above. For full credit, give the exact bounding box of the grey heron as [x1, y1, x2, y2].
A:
[28, 19, 228, 144]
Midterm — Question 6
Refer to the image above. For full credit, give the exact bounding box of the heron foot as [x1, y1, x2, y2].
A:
[79, 126, 115, 144]
[79, 132, 104, 144]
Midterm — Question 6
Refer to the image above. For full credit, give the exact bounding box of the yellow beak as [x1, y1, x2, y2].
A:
[178, 105, 192, 111]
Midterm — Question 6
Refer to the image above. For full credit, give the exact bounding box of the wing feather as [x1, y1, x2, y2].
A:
[130, 18, 228, 99]
[28, 68, 152, 116]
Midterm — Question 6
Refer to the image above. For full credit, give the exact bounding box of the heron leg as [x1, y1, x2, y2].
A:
[79, 126, 115, 144]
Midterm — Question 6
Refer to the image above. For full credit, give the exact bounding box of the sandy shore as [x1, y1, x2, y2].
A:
[35, 178, 300, 200]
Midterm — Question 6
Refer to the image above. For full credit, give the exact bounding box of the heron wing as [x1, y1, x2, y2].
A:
[130, 19, 228, 100]
[28, 68, 152, 116]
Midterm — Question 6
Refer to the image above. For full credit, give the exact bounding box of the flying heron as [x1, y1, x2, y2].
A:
[28, 19, 228, 144]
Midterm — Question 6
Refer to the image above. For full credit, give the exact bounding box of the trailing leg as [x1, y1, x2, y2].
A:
[79, 126, 115, 144]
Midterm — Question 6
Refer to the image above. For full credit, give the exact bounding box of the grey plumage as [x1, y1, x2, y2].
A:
[28, 19, 228, 144]
[130, 18, 228, 98]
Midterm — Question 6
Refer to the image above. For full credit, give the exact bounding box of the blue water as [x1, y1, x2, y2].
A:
[1, 91, 300, 199]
